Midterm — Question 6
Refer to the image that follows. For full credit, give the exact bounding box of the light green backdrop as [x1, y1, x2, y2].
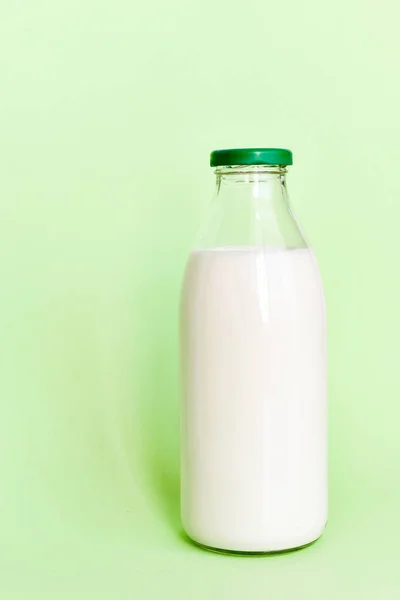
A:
[0, 1, 399, 598]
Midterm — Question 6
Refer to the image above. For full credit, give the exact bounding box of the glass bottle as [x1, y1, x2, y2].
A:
[180, 148, 327, 554]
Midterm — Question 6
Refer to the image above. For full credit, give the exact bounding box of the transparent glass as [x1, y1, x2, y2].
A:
[195, 165, 306, 250]
[180, 164, 327, 555]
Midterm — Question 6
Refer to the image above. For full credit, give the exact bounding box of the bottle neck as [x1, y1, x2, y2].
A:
[215, 163, 288, 204]
[195, 164, 305, 251]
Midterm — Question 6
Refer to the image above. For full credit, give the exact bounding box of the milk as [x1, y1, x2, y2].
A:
[180, 246, 327, 552]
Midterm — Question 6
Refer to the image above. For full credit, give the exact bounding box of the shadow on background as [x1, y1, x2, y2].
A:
[136, 275, 181, 534]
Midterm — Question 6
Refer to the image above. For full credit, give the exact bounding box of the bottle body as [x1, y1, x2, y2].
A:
[180, 156, 327, 553]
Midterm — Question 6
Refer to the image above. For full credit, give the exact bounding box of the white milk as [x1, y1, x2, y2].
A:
[180, 246, 327, 552]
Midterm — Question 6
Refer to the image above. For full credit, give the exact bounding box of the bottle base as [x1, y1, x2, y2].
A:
[184, 531, 325, 556]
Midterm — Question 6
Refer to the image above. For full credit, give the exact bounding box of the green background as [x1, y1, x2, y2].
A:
[1, 1, 399, 598]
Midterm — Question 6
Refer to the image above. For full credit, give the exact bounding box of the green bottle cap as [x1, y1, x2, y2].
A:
[210, 148, 293, 167]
